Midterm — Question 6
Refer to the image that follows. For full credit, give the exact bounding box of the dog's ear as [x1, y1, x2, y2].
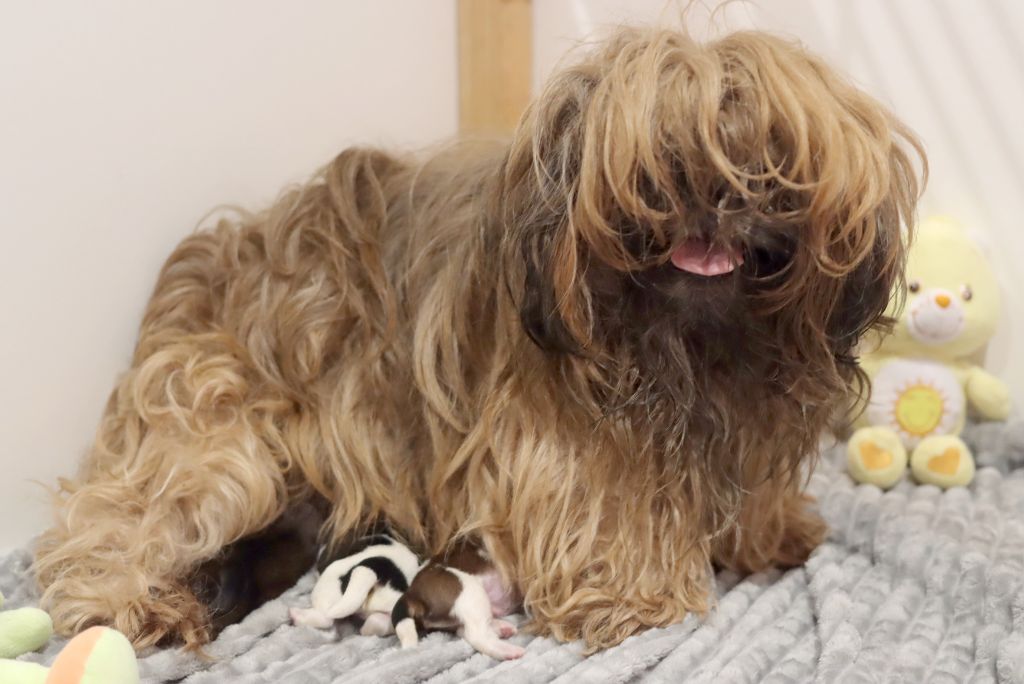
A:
[517, 240, 580, 354]
[827, 224, 905, 363]
[498, 59, 608, 354]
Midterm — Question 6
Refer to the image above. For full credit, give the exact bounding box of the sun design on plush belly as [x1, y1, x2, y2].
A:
[867, 359, 964, 447]
[895, 384, 945, 435]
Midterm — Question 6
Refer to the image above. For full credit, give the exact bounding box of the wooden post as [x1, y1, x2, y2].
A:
[457, 0, 533, 135]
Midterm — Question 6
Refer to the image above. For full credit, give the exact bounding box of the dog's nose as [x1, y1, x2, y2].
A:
[935, 293, 951, 308]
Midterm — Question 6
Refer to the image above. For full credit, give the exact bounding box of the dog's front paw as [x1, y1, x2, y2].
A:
[774, 504, 828, 568]
[528, 588, 697, 653]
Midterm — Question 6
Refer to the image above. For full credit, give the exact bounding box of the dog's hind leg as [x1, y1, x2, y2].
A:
[33, 230, 298, 651]
[34, 148, 416, 652]
[453, 575, 524, 660]
[32, 339, 292, 650]
[323, 565, 378, 620]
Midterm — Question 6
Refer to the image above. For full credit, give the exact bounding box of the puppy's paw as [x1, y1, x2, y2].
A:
[494, 642, 526, 660]
[395, 617, 419, 648]
[360, 612, 393, 637]
[490, 618, 517, 638]
[289, 607, 332, 629]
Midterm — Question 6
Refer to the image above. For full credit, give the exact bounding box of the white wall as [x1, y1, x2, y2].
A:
[0, 1, 457, 551]
[536, 0, 1024, 408]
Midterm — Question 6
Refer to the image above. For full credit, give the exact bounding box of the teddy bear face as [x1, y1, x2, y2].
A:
[904, 282, 967, 345]
[878, 218, 1000, 362]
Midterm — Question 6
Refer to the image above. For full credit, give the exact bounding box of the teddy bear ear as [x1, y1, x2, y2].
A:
[920, 215, 967, 238]
[966, 229, 996, 261]
[919, 215, 993, 259]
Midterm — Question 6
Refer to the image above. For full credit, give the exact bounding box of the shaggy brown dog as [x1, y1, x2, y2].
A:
[33, 26, 924, 652]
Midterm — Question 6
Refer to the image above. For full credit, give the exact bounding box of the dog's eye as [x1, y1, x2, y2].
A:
[908, 280, 920, 294]
[961, 284, 973, 301]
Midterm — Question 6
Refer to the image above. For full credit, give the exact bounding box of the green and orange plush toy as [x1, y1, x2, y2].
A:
[0, 589, 138, 684]
[847, 216, 1012, 489]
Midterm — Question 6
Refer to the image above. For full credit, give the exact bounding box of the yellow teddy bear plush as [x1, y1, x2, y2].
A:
[847, 216, 1011, 489]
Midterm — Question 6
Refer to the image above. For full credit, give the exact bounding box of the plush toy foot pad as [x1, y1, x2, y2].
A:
[0, 626, 144, 684]
[911, 435, 975, 488]
[0, 607, 53, 660]
[847, 427, 908, 489]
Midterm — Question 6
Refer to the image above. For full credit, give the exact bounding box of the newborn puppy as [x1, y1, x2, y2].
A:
[289, 533, 419, 635]
[391, 541, 523, 660]
[192, 500, 325, 636]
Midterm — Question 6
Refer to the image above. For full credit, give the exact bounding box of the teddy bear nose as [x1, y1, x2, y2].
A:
[934, 293, 951, 308]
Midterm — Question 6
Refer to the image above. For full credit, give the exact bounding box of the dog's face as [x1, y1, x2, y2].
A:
[500, 29, 924, 420]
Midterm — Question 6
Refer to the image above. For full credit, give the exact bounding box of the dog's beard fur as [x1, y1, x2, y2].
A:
[34, 27, 923, 651]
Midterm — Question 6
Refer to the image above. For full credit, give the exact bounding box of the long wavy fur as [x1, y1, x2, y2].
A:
[34, 27, 924, 652]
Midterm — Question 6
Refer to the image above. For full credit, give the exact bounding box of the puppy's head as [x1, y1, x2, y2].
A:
[500, 27, 924, 422]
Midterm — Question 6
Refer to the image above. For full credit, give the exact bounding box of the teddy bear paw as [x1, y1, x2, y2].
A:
[847, 427, 908, 489]
[910, 435, 975, 488]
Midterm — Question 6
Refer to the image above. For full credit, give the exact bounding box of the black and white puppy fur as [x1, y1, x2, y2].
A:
[289, 533, 419, 635]
[391, 541, 523, 660]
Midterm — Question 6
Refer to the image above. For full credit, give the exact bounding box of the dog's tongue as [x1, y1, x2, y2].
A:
[670, 238, 743, 276]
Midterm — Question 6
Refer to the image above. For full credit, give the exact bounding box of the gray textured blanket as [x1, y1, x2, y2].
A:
[3, 420, 1024, 683]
